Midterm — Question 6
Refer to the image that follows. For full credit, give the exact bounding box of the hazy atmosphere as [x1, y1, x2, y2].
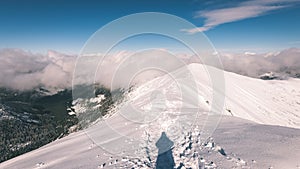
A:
[1, 1, 300, 169]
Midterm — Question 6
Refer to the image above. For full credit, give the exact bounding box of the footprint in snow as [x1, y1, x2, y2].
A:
[35, 162, 45, 168]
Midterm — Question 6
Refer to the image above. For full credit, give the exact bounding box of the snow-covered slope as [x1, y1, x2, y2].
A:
[1, 116, 300, 169]
[1, 63, 300, 168]
[122, 63, 300, 129]
[220, 67, 300, 128]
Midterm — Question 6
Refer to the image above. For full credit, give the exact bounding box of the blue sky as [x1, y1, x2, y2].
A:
[0, 0, 300, 53]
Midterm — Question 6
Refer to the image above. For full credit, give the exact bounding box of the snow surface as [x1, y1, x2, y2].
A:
[1, 63, 300, 168]
[1, 116, 299, 169]
[187, 63, 300, 129]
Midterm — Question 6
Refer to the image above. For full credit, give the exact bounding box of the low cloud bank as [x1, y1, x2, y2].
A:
[219, 48, 300, 79]
[0, 48, 299, 91]
[0, 48, 76, 91]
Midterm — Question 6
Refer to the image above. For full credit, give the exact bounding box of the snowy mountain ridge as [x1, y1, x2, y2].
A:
[1, 63, 300, 168]
[117, 63, 300, 129]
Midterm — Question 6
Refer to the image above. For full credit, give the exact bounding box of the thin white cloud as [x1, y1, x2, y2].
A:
[289, 41, 300, 44]
[183, 0, 295, 33]
[181, 26, 211, 34]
